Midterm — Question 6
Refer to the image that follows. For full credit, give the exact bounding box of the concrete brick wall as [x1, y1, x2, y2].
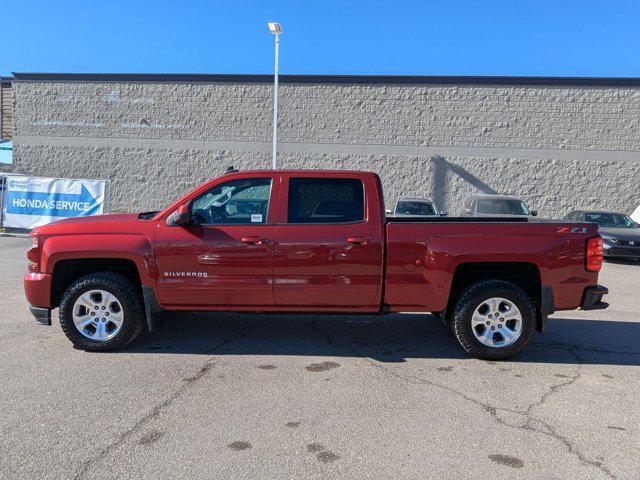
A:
[11, 77, 640, 216]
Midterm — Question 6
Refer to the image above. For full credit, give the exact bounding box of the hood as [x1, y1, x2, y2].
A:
[598, 227, 640, 242]
[32, 213, 142, 235]
[47, 213, 140, 225]
[393, 213, 438, 217]
[475, 213, 531, 218]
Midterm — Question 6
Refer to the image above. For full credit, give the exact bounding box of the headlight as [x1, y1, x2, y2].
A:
[27, 235, 40, 271]
[600, 235, 618, 244]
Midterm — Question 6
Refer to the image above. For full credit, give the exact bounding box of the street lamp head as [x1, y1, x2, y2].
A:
[268, 22, 282, 35]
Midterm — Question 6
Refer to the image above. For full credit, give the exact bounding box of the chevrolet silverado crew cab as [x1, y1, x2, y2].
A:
[25, 170, 608, 359]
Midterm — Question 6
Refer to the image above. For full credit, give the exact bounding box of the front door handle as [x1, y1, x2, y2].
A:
[198, 253, 221, 265]
[347, 236, 369, 245]
[241, 236, 270, 245]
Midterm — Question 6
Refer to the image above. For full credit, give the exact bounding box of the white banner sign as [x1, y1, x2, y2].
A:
[2, 176, 107, 229]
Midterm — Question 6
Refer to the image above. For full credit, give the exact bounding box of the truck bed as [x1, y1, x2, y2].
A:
[384, 219, 600, 312]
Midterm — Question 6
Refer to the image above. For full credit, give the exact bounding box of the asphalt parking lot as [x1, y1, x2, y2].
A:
[1, 235, 639, 479]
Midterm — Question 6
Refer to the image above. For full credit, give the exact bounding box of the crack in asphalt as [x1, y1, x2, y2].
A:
[311, 319, 618, 479]
[74, 321, 322, 479]
[74, 318, 624, 479]
[73, 328, 253, 480]
[532, 340, 640, 357]
[520, 348, 616, 479]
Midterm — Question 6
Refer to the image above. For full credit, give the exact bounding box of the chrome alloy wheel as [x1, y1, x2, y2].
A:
[471, 297, 522, 348]
[72, 290, 124, 341]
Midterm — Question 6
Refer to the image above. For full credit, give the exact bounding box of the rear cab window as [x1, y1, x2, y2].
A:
[287, 177, 365, 224]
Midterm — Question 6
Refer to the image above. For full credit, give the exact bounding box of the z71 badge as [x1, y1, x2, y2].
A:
[557, 226, 588, 234]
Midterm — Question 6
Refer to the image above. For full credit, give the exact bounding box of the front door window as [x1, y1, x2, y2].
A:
[191, 178, 272, 225]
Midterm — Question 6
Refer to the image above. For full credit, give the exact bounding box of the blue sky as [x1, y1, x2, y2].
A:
[3, 0, 640, 77]
[0, 142, 11, 164]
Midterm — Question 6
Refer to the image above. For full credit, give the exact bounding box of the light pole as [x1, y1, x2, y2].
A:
[268, 22, 282, 169]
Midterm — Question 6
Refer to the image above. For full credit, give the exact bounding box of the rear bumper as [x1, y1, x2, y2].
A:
[580, 285, 609, 310]
[30, 305, 52, 326]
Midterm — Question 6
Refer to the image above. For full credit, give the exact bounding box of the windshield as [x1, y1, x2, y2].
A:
[395, 201, 437, 216]
[477, 199, 529, 215]
[584, 212, 637, 229]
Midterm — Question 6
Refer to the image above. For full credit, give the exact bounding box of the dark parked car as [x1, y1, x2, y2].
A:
[565, 210, 640, 260]
[462, 195, 537, 218]
[388, 197, 446, 217]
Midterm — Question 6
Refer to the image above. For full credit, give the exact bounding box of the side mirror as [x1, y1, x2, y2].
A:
[385, 209, 392, 215]
[439, 211, 448, 216]
[530, 210, 538, 217]
[464, 208, 472, 215]
[167, 204, 191, 226]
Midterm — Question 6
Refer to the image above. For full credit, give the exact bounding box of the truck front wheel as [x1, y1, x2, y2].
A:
[59, 272, 145, 351]
[451, 280, 535, 360]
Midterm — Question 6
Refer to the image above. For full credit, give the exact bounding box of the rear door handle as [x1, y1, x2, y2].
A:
[347, 236, 369, 245]
[241, 236, 270, 245]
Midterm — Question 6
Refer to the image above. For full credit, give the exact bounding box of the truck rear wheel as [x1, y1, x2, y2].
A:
[59, 272, 145, 352]
[451, 280, 535, 360]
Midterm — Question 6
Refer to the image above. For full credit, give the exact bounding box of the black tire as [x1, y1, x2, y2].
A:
[59, 272, 145, 352]
[451, 280, 536, 360]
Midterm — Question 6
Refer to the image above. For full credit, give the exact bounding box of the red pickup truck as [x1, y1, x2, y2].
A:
[25, 169, 608, 359]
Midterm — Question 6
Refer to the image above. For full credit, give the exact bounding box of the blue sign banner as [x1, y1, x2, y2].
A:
[6, 183, 100, 217]
[2, 176, 107, 229]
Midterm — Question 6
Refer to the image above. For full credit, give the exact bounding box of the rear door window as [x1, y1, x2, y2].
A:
[287, 178, 365, 224]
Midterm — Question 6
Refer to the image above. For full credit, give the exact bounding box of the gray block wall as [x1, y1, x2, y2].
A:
[11, 77, 640, 216]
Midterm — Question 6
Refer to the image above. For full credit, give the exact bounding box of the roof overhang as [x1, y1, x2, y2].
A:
[9, 72, 640, 87]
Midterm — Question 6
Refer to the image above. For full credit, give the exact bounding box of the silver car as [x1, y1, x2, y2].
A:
[388, 197, 447, 217]
[462, 195, 537, 218]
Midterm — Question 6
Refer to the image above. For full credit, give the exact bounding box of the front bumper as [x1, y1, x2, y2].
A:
[603, 243, 640, 259]
[24, 272, 52, 308]
[30, 305, 52, 326]
[580, 285, 609, 310]
[24, 272, 53, 326]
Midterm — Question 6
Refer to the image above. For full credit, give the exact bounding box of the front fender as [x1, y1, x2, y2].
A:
[41, 234, 158, 287]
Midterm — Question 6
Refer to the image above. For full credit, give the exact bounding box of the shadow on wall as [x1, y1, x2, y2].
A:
[430, 155, 498, 211]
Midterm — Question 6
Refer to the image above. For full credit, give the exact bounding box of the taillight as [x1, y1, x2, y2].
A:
[586, 237, 603, 272]
[27, 236, 40, 272]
